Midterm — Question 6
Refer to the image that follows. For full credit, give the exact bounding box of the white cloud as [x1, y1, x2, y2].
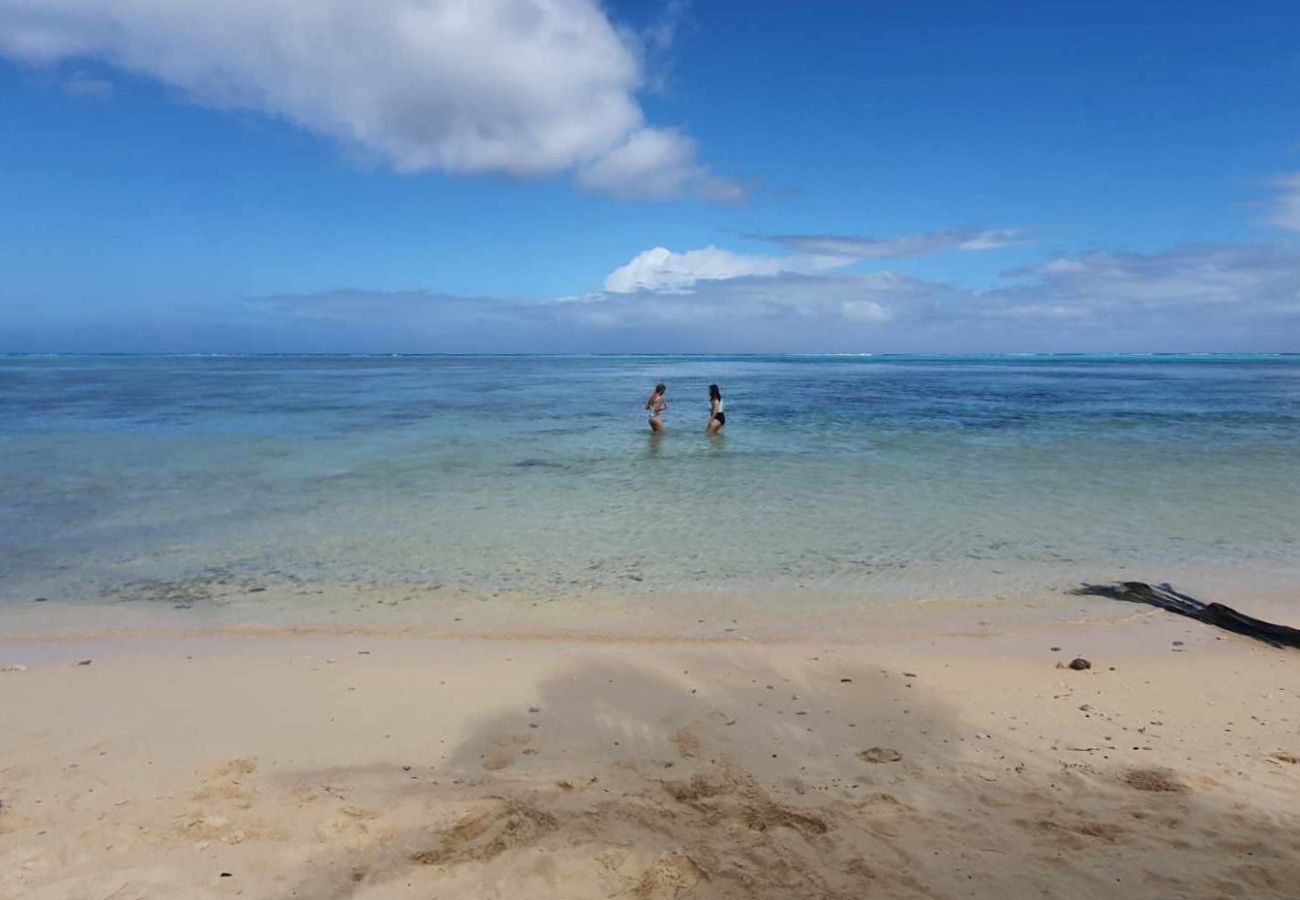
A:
[840, 300, 892, 323]
[575, 127, 743, 202]
[1004, 244, 1300, 311]
[246, 241, 1300, 352]
[231, 269, 947, 353]
[28, 239, 1295, 353]
[602, 244, 849, 293]
[637, 0, 687, 93]
[1269, 172, 1300, 232]
[641, 0, 687, 56]
[754, 227, 1024, 259]
[0, 0, 733, 200]
[600, 227, 1022, 295]
[582, 239, 1300, 349]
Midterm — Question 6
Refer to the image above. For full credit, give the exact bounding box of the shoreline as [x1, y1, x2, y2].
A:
[4, 563, 1297, 643]
[3, 601, 1298, 898]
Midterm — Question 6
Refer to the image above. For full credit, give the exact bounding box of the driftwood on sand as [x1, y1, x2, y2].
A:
[1074, 581, 1300, 650]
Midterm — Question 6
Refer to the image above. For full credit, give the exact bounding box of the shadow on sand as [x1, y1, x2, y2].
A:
[277, 652, 1300, 899]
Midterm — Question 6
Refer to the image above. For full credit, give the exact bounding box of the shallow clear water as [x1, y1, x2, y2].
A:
[2, 354, 1298, 614]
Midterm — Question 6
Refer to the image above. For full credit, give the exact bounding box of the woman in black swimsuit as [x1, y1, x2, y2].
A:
[706, 384, 725, 435]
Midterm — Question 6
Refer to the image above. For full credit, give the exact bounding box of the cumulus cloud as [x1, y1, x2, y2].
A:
[600, 227, 1022, 294]
[603, 245, 849, 292]
[753, 227, 1025, 259]
[0, 0, 733, 200]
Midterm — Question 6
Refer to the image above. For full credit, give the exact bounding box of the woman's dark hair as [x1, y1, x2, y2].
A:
[709, 383, 721, 401]
[655, 383, 666, 394]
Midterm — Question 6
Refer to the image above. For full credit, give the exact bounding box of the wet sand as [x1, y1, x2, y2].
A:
[2, 600, 1298, 899]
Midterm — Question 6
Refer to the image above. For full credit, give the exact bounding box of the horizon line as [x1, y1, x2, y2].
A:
[3, 351, 1299, 360]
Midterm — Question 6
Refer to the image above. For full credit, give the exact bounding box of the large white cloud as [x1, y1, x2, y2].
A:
[0, 0, 735, 200]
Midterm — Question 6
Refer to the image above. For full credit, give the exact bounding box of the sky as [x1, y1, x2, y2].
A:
[1, 0, 1299, 353]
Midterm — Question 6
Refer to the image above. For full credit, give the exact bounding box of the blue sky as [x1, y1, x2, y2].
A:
[1, 0, 1298, 352]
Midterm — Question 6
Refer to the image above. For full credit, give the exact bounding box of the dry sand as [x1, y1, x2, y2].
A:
[1, 602, 1298, 899]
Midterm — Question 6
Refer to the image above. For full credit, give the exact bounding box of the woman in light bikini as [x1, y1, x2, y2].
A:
[644, 383, 668, 432]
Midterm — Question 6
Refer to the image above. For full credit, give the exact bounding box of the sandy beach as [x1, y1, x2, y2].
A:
[3, 597, 1297, 900]
[6, 0, 1300, 892]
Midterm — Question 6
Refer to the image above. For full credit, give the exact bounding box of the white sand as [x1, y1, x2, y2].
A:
[2, 604, 1298, 899]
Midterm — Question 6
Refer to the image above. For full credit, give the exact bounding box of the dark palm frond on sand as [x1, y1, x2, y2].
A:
[1073, 581, 1300, 650]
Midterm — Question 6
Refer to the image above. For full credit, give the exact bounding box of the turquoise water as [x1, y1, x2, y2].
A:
[2, 354, 1298, 615]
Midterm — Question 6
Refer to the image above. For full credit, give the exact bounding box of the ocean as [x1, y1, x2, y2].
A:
[2, 354, 1298, 623]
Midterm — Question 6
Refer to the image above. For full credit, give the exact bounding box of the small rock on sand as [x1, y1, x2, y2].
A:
[858, 747, 903, 763]
[2, 665, 26, 673]
[76, 659, 92, 667]
[1068, 658, 1091, 671]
